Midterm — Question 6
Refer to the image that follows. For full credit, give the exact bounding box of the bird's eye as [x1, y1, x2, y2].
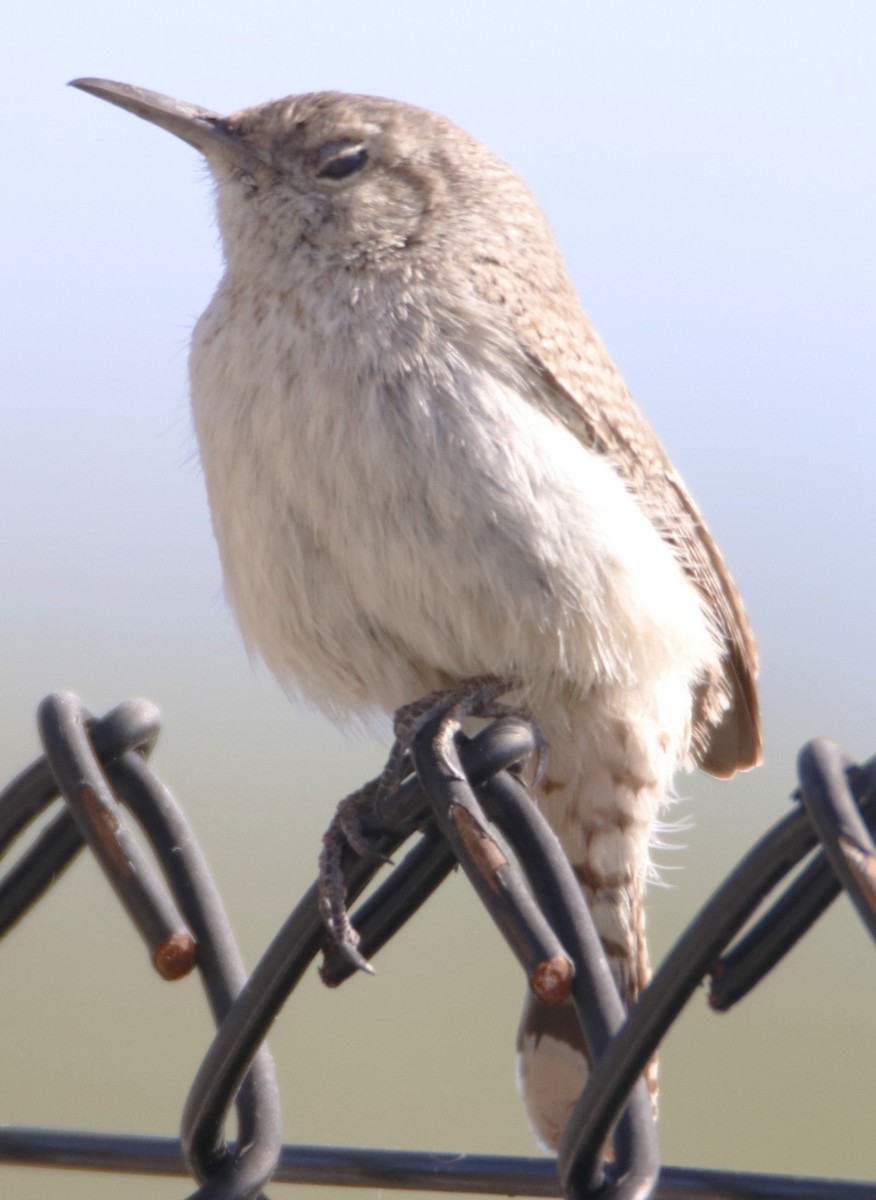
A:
[316, 142, 368, 180]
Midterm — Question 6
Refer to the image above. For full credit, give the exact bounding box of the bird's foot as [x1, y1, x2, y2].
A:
[380, 675, 513, 796]
[318, 777, 383, 974]
[318, 676, 541, 972]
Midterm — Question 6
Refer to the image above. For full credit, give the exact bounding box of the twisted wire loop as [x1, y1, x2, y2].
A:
[707, 746, 876, 1011]
[0, 693, 282, 1200]
[1, 694, 875, 1200]
[0, 694, 161, 945]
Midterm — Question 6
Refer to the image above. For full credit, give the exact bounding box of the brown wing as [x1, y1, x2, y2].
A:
[525, 340, 761, 777]
[465, 218, 760, 775]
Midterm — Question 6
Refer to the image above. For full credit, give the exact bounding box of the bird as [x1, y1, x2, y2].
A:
[71, 78, 760, 1150]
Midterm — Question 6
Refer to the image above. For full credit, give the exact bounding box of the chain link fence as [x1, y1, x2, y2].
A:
[1, 692, 874, 1199]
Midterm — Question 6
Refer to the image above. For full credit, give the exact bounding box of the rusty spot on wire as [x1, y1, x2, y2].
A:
[153, 931, 197, 980]
[450, 803, 507, 891]
[77, 782, 128, 872]
[531, 953, 573, 1003]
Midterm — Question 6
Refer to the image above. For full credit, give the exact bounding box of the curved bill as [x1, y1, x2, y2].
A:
[69, 77, 259, 173]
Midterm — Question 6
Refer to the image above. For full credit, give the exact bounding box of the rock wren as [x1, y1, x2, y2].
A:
[72, 78, 760, 1149]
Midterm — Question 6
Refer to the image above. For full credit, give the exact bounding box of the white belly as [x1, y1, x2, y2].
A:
[189, 285, 718, 730]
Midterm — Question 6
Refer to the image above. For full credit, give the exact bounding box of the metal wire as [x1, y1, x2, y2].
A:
[180, 717, 538, 1182]
[0, 696, 160, 939]
[2, 1127, 876, 1198]
[412, 721, 659, 1200]
[1, 693, 875, 1200]
[709, 751, 876, 1010]
[797, 741, 876, 942]
[1, 694, 282, 1200]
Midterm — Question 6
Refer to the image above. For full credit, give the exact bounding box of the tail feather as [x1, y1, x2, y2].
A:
[516, 873, 655, 1150]
[515, 698, 681, 1149]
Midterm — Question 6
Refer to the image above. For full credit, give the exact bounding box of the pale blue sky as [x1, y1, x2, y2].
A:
[3, 4, 876, 1196]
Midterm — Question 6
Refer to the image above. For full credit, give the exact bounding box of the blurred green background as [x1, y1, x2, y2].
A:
[3, 2, 875, 1196]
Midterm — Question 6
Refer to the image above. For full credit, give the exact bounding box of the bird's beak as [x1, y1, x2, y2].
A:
[69, 78, 260, 175]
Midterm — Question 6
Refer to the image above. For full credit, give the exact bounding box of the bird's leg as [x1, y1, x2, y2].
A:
[319, 675, 539, 970]
[383, 674, 513, 796]
[379, 672, 549, 804]
[387, 674, 547, 786]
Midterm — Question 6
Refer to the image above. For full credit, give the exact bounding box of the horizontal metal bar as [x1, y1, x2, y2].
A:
[0, 1128, 873, 1199]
